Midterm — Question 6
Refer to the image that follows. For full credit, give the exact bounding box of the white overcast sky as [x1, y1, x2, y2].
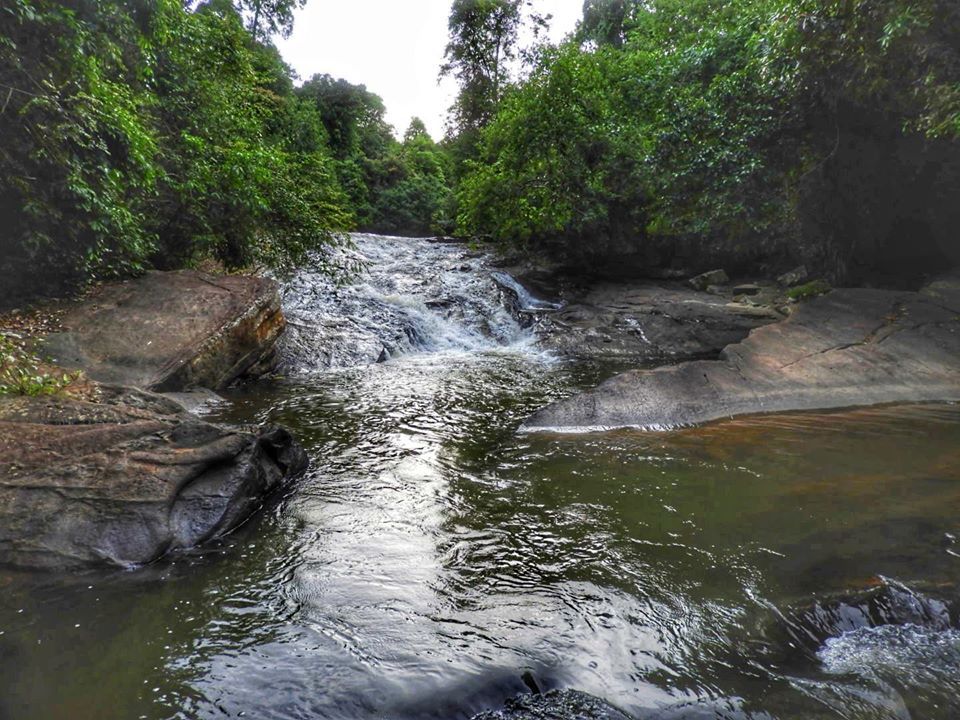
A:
[274, 1, 585, 140]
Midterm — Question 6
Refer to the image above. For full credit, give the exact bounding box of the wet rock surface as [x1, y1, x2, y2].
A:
[41, 270, 285, 392]
[0, 385, 306, 569]
[525, 279, 960, 430]
[471, 690, 633, 720]
[535, 281, 781, 363]
[471, 690, 770, 720]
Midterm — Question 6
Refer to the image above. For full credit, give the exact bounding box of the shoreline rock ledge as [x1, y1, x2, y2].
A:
[0, 386, 306, 569]
[41, 270, 285, 391]
[523, 279, 960, 432]
[0, 270, 306, 570]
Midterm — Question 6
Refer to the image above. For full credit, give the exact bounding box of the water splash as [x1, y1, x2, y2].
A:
[278, 234, 535, 372]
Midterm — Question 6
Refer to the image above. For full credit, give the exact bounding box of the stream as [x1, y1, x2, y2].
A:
[2, 234, 960, 719]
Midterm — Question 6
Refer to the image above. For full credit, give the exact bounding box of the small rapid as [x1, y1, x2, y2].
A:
[278, 234, 537, 371]
[2, 235, 960, 720]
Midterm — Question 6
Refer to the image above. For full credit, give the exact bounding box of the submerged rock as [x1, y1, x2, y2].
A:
[0, 385, 306, 569]
[41, 270, 285, 392]
[778, 582, 958, 657]
[525, 281, 960, 431]
[471, 690, 633, 720]
[471, 690, 770, 720]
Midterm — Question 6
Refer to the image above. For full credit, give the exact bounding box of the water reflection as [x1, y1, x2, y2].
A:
[2, 346, 959, 718]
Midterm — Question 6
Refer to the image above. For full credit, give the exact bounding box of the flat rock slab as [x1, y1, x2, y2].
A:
[524, 282, 960, 431]
[41, 270, 284, 392]
[539, 282, 780, 362]
[0, 386, 306, 569]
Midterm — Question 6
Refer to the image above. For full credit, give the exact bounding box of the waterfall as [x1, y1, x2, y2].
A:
[277, 234, 547, 372]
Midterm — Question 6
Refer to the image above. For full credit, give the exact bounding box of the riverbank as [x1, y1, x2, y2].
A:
[0, 270, 306, 570]
[523, 274, 960, 431]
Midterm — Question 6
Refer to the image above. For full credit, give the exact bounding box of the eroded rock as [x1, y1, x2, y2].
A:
[525, 281, 960, 431]
[689, 269, 729, 291]
[41, 270, 285, 392]
[0, 385, 306, 569]
[538, 282, 779, 362]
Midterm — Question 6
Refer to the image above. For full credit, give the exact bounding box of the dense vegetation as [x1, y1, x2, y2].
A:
[453, 0, 960, 283]
[2, 0, 958, 302]
[0, 0, 449, 302]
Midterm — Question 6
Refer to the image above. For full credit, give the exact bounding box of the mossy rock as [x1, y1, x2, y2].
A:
[787, 279, 832, 301]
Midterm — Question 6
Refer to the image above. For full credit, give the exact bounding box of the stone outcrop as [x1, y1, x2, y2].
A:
[41, 270, 285, 392]
[537, 282, 781, 362]
[0, 269, 306, 570]
[524, 280, 960, 431]
[0, 385, 306, 569]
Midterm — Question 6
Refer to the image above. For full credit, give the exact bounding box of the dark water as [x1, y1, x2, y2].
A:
[2, 237, 960, 720]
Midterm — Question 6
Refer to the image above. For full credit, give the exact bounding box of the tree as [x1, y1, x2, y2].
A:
[440, 0, 549, 134]
[578, 0, 643, 47]
[456, 0, 960, 282]
[233, 0, 306, 41]
[0, 0, 352, 302]
[404, 117, 431, 142]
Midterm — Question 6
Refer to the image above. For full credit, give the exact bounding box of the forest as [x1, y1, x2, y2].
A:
[2, 0, 959, 302]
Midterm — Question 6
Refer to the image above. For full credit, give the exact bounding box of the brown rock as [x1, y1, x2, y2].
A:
[524, 280, 960, 431]
[0, 385, 307, 569]
[40, 270, 285, 392]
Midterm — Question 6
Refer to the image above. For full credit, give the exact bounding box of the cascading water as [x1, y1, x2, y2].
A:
[2, 234, 960, 720]
[277, 234, 536, 371]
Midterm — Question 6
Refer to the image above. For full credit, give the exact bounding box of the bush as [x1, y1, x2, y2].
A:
[0, 335, 80, 397]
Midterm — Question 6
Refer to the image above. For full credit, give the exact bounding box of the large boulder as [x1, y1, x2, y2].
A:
[524, 280, 960, 431]
[41, 270, 285, 392]
[0, 385, 306, 569]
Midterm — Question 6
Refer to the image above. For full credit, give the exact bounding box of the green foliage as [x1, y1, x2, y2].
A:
[441, 0, 549, 135]
[367, 124, 454, 236]
[297, 79, 453, 236]
[0, 0, 158, 297]
[0, 0, 355, 302]
[787, 279, 832, 301]
[147, 1, 351, 272]
[456, 0, 960, 280]
[578, 0, 643, 48]
[0, 335, 80, 397]
[233, 0, 307, 41]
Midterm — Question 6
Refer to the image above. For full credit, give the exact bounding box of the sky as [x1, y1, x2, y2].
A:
[274, 0, 585, 140]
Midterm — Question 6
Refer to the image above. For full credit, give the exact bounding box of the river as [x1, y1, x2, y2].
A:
[2, 234, 959, 719]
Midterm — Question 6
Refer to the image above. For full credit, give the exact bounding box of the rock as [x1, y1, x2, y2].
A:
[524, 282, 960, 431]
[41, 270, 285, 392]
[471, 690, 633, 720]
[0, 385, 307, 569]
[688, 269, 729, 291]
[160, 388, 228, 415]
[539, 283, 777, 361]
[756, 581, 960, 670]
[722, 303, 782, 320]
[731, 283, 761, 296]
[777, 265, 808, 287]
